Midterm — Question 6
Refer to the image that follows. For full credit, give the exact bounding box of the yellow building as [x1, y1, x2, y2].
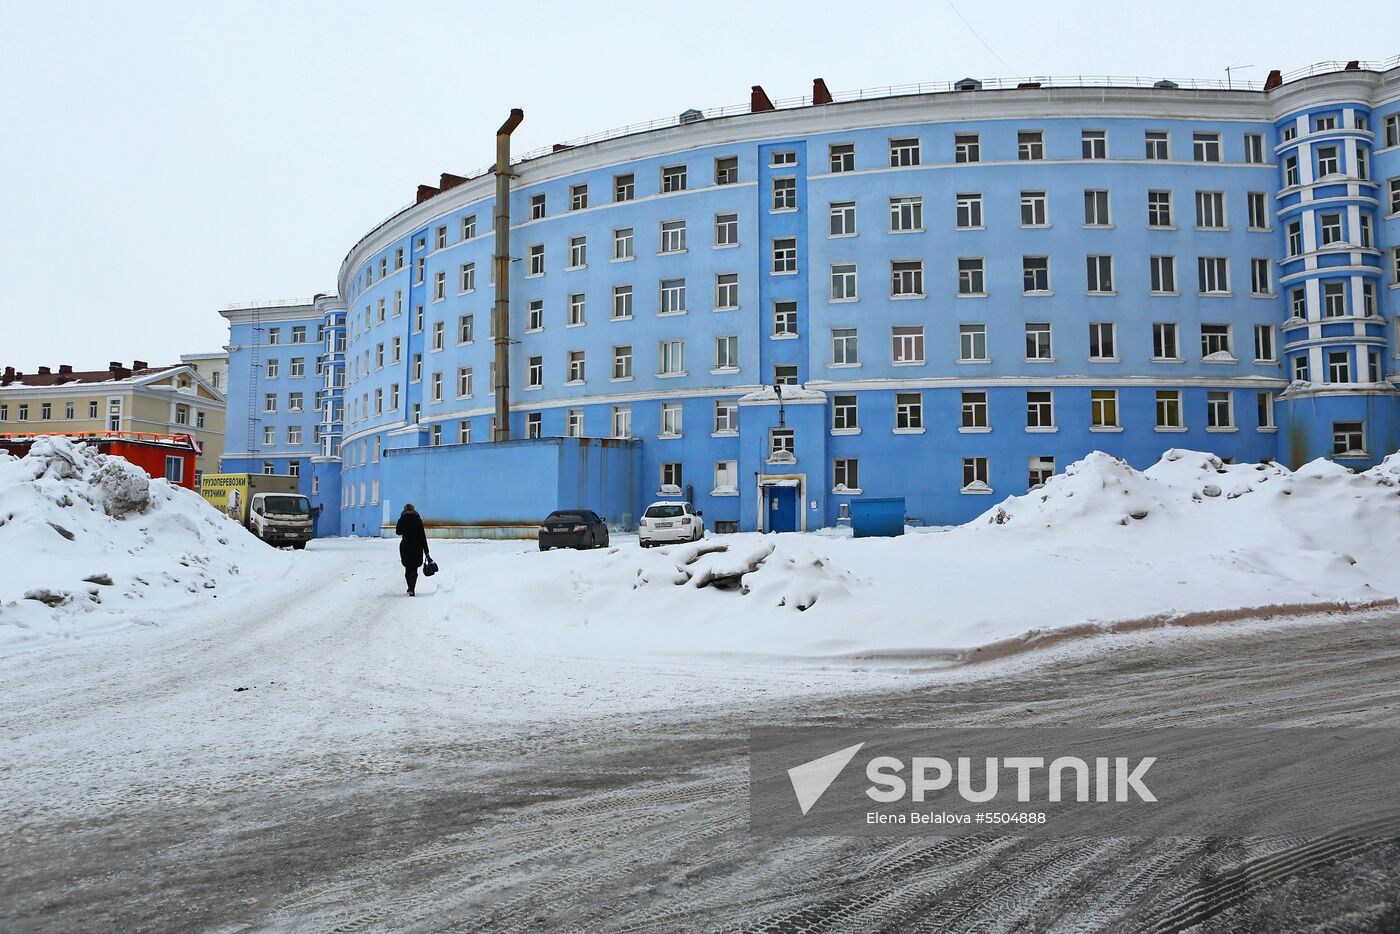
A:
[0, 360, 227, 480]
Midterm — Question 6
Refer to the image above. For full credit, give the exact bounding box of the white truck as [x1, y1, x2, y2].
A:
[200, 473, 313, 549]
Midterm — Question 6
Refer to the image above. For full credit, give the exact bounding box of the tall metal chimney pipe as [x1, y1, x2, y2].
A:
[492, 108, 525, 442]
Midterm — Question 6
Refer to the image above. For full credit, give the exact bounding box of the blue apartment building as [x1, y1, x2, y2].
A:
[221, 60, 1400, 537]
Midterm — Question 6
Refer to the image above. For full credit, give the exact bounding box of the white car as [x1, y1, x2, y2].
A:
[638, 501, 705, 547]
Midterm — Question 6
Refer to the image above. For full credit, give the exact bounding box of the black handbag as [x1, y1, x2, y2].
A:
[423, 556, 439, 577]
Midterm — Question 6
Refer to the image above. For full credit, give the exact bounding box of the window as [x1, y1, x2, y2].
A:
[1323, 281, 1347, 317]
[457, 366, 474, 397]
[1091, 389, 1119, 428]
[896, 392, 923, 430]
[890, 196, 922, 232]
[958, 258, 985, 295]
[267, 327, 281, 345]
[1144, 130, 1169, 160]
[1151, 255, 1177, 293]
[1201, 323, 1233, 359]
[570, 184, 588, 211]
[1257, 392, 1275, 430]
[568, 293, 586, 326]
[659, 339, 684, 375]
[89, 401, 98, 418]
[772, 237, 797, 273]
[660, 220, 686, 253]
[1319, 212, 1344, 246]
[889, 137, 920, 167]
[1250, 258, 1272, 296]
[714, 212, 739, 247]
[1333, 421, 1365, 456]
[1028, 456, 1055, 490]
[1314, 114, 1337, 132]
[1390, 179, 1400, 215]
[432, 320, 445, 351]
[772, 177, 797, 211]
[1156, 390, 1183, 429]
[713, 459, 738, 493]
[830, 143, 855, 172]
[659, 462, 681, 490]
[962, 457, 989, 490]
[1363, 281, 1378, 317]
[1387, 115, 1400, 148]
[1284, 154, 1299, 187]
[1083, 189, 1110, 226]
[291, 325, 307, 343]
[288, 391, 304, 412]
[1193, 132, 1221, 162]
[1081, 130, 1107, 159]
[390, 383, 399, 409]
[434, 225, 448, 250]
[771, 150, 796, 166]
[1244, 133, 1265, 164]
[567, 235, 587, 268]
[660, 278, 686, 314]
[892, 326, 925, 364]
[891, 260, 923, 297]
[715, 273, 739, 309]
[1254, 325, 1276, 362]
[1089, 321, 1116, 360]
[1360, 215, 1374, 248]
[394, 248, 404, 269]
[612, 284, 633, 319]
[612, 345, 633, 380]
[1018, 130, 1043, 160]
[1025, 322, 1052, 360]
[263, 425, 275, 445]
[1086, 255, 1114, 293]
[715, 156, 738, 185]
[714, 335, 738, 370]
[1287, 220, 1303, 257]
[1154, 322, 1180, 360]
[1328, 350, 1351, 383]
[1195, 191, 1226, 228]
[1198, 257, 1229, 294]
[769, 428, 794, 459]
[527, 299, 544, 331]
[1020, 190, 1047, 226]
[1317, 145, 1339, 177]
[526, 412, 542, 439]
[773, 301, 798, 336]
[1293, 355, 1310, 382]
[1247, 192, 1269, 230]
[1147, 190, 1173, 227]
[832, 394, 859, 431]
[266, 358, 279, 379]
[1023, 256, 1050, 293]
[527, 355, 543, 388]
[959, 323, 988, 361]
[528, 244, 544, 276]
[264, 393, 277, 413]
[64, 402, 73, 419]
[660, 402, 683, 437]
[955, 192, 983, 228]
[614, 173, 634, 202]
[461, 214, 477, 239]
[832, 327, 859, 366]
[661, 164, 687, 193]
[1206, 391, 1233, 429]
[460, 262, 476, 292]
[830, 201, 856, 236]
[529, 194, 546, 220]
[954, 133, 980, 163]
[833, 459, 859, 492]
[430, 372, 444, 402]
[715, 400, 737, 433]
[1026, 390, 1054, 429]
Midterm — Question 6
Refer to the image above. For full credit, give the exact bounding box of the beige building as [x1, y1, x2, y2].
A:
[0, 360, 227, 479]
[179, 351, 229, 396]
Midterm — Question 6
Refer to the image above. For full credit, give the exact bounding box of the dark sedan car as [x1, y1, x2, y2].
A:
[538, 510, 610, 551]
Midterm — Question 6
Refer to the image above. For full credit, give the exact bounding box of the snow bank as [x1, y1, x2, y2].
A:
[438, 448, 1400, 666]
[0, 438, 285, 646]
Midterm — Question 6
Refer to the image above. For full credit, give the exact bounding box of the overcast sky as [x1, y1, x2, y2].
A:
[1, 1, 1396, 372]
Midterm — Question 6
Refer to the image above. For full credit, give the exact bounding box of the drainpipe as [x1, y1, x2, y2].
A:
[493, 108, 525, 441]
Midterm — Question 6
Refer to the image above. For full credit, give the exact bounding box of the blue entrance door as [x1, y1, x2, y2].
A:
[767, 486, 798, 532]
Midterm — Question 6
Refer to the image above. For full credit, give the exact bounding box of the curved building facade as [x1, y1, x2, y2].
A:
[228, 63, 1400, 536]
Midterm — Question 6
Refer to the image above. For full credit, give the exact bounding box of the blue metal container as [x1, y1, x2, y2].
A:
[850, 497, 906, 538]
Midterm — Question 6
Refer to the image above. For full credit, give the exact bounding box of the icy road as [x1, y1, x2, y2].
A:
[3, 538, 1400, 932]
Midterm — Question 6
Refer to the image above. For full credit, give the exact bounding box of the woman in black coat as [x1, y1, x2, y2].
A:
[395, 503, 430, 596]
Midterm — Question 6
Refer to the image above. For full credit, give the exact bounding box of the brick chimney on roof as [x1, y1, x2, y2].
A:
[132, 359, 148, 370]
[750, 85, 775, 113]
[59, 364, 72, 374]
[37, 366, 51, 375]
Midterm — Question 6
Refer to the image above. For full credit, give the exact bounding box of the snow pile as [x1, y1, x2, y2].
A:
[0, 438, 285, 645]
